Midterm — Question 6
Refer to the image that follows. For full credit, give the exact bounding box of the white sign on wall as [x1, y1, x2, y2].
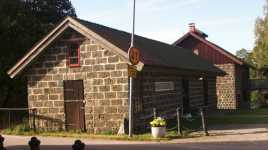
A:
[155, 81, 175, 92]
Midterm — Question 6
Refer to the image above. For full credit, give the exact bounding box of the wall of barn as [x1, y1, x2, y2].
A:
[132, 66, 217, 132]
[177, 36, 250, 109]
[25, 30, 129, 133]
[176, 36, 235, 64]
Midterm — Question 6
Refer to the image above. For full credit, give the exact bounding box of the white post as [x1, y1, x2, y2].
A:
[129, 0, 136, 137]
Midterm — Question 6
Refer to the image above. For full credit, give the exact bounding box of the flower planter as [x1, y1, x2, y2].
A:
[151, 126, 166, 138]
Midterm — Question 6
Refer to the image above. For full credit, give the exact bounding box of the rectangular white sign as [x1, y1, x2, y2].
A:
[155, 81, 175, 92]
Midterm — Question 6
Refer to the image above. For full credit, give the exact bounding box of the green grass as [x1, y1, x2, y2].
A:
[1, 125, 184, 141]
[2, 108, 268, 141]
[165, 108, 268, 135]
[207, 108, 268, 125]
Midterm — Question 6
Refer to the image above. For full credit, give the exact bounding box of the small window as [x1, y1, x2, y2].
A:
[68, 44, 80, 67]
[193, 49, 199, 55]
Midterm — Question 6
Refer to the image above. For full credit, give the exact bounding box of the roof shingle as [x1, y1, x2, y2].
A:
[76, 18, 225, 75]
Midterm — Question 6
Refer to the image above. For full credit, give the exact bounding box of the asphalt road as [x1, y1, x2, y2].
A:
[6, 141, 268, 150]
[3, 132, 268, 150]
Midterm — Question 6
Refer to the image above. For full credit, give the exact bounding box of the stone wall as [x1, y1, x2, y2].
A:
[26, 31, 129, 133]
[216, 63, 250, 109]
[215, 64, 237, 109]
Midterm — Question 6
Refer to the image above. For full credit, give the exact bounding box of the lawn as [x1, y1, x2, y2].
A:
[165, 108, 268, 134]
[1, 108, 268, 141]
[207, 108, 268, 125]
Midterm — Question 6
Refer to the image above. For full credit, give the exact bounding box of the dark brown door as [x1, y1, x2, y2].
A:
[203, 78, 208, 106]
[182, 79, 190, 112]
[63, 80, 85, 131]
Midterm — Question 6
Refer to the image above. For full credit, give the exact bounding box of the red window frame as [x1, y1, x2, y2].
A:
[67, 43, 80, 67]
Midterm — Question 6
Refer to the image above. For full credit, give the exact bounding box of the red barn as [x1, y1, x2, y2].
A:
[174, 23, 250, 109]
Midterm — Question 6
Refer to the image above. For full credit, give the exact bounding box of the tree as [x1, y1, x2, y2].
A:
[252, 0, 268, 78]
[236, 49, 258, 78]
[236, 48, 250, 61]
[0, 0, 76, 108]
[26, 0, 76, 31]
[250, 0, 268, 107]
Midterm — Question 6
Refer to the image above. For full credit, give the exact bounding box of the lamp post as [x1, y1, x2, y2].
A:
[128, 0, 136, 137]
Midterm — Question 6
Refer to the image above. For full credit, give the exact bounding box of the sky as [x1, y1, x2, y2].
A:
[71, 0, 265, 54]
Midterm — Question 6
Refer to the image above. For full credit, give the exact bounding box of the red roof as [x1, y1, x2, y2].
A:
[173, 31, 250, 66]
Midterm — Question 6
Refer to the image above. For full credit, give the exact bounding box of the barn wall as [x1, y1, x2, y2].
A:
[24, 29, 219, 134]
[25, 30, 129, 133]
[177, 36, 235, 64]
[132, 66, 217, 132]
[177, 35, 250, 109]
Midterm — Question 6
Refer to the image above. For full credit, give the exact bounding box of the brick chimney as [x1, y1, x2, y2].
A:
[188, 23, 208, 39]
[189, 23, 196, 32]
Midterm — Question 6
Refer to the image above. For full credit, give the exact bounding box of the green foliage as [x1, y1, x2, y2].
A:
[2, 123, 31, 135]
[150, 117, 167, 127]
[0, 0, 76, 108]
[251, 0, 268, 79]
[236, 48, 250, 60]
[235, 49, 258, 78]
[99, 129, 118, 135]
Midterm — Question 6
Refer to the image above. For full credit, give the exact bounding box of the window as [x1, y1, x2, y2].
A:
[68, 44, 80, 67]
[193, 49, 199, 55]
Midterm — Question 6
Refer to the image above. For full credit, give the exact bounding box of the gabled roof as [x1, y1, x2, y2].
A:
[7, 17, 225, 78]
[173, 31, 249, 66]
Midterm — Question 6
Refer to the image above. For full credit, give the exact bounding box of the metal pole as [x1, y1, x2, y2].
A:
[129, 0, 136, 138]
[200, 107, 209, 136]
[153, 107, 157, 119]
[129, 77, 133, 137]
[176, 107, 183, 136]
[8, 110, 11, 128]
[131, 0, 136, 47]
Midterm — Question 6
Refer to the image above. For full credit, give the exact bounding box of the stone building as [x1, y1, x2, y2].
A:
[7, 17, 224, 133]
[174, 23, 250, 109]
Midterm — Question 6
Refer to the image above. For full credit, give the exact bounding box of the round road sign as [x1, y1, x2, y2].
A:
[128, 47, 140, 65]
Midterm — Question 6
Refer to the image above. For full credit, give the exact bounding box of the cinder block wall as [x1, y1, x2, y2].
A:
[215, 64, 237, 109]
[26, 32, 129, 133]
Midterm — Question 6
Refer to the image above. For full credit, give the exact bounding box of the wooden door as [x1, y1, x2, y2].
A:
[182, 79, 190, 112]
[63, 80, 85, 131]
